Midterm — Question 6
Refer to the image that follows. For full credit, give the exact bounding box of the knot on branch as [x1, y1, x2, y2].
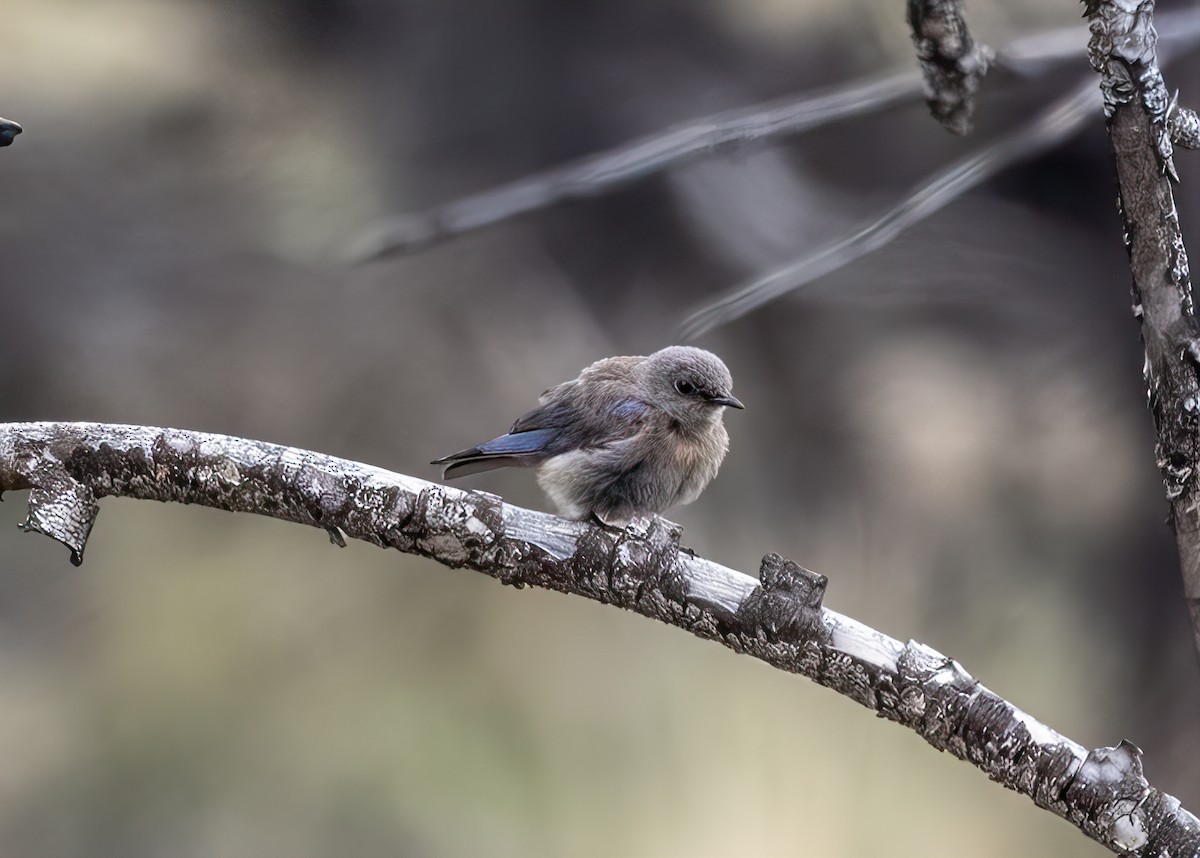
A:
[1084, 0, 1177, 175]
[1085, 0, 1157, 72]
[736, 553, 827, 642]
[609, 515, 685, 606]
[885, 641, 977, 736]
[1065, 741, 1151, 851]
[1145, 321, 1200, 505]
[567, 514, 685, 613]
[906, 0, 993, 134]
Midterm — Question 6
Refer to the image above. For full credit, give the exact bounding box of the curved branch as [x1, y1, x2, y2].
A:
[0, 421, 1196, 855]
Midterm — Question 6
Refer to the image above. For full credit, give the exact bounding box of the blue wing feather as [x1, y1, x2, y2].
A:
[433, 427, 559, 479]
[474, 428, 557, 456]
[610, 399, 649, 420]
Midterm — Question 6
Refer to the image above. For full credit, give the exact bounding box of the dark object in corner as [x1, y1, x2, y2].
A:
[0, 117, 22, 147]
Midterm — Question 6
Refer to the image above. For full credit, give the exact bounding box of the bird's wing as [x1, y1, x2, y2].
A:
[511, 380, 652, 447]
[508, 380, 580, 434]
[434, 357, 654, 481]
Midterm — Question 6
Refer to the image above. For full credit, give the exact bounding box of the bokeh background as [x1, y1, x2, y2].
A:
[2, 1, 1198, 855]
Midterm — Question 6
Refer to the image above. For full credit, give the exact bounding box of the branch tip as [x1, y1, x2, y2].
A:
[906, 0, 993, 134]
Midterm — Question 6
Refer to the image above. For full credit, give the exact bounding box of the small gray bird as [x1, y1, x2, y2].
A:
[432, 346, 743, 526]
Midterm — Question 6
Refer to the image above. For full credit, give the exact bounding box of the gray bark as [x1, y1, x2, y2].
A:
[0, 420, 1197, 856]
[906, 0, 993, 134]
[1084, 0, 1200, 663]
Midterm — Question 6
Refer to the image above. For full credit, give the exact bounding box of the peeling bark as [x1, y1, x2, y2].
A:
[1084, 0, 1200, 663]
[0, 421, 1196, 855]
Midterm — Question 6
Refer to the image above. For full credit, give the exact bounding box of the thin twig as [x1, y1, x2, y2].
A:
[679, 8, 1200, 338]
[348, 9, 1200, 264]
[907, 0, 993, 134]
[678, 81, 1096, 338]
[347, 71, 923, 262]
[0, 420, 1198, 854]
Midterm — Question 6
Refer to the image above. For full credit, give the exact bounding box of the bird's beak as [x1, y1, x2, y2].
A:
[710, 394, 745, 410]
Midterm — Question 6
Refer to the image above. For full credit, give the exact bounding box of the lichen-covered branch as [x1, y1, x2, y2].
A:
[906, 0, 993, 134]
[0, 117, 22, 147]
[0, 421, 1196, 855]
[1084, 0, 1200, 662]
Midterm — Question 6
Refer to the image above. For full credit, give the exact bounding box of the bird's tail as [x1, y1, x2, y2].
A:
[432, 428, 557, 479]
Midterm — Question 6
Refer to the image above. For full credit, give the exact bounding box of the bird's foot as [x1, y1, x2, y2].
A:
[590, 510, 631, 531]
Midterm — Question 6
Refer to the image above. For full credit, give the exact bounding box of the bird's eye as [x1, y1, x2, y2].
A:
[674, 379, 697, 396]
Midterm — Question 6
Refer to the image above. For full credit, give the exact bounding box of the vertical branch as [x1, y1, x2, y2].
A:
[1084, 0, 1200, 660]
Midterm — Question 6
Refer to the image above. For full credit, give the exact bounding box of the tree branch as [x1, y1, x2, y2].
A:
[0, 421, 1197, 855]
[906, 0, 993, 135]
[347, 71, 922, 262]
[348, 10, 1200, 264]
[1084, 0, 1200, 663]
[678, 81, 1097, 339]
[679, 10, 1200, 338]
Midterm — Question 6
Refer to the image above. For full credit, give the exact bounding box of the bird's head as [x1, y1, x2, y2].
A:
[642, 346, 743, 430]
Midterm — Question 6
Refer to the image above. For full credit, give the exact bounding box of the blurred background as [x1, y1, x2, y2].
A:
[1, 0, 1198, 855]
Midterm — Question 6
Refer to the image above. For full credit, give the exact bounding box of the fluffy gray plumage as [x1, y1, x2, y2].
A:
[432, 346, 744, 526]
